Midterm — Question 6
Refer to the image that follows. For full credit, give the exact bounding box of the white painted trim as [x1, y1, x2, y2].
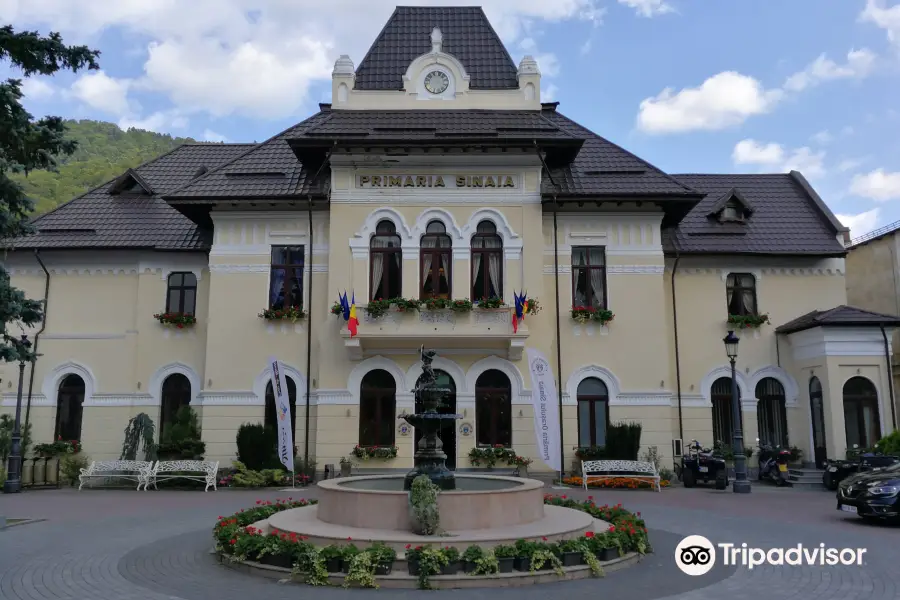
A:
[465, 356, 528, 404]
[149, 362, 202, 407]
[748, 365, 800, 407]
[699, 364, 749, 403]
[787, 327, 891, 361]
[405, 357, 468, 395]
[196, 391, 258, 406]
[608, 265, 665, 274]
[41, 333, 128, 340]
[83, 394, 155, 407]
[677, 394, 712, 408]
[347, 356, 409, 405]
[349, 207, 414, 260]
[840, 374, 887, 438]
[315, 389, 354, 406]
[253, 362, 308, 406]
[410, 208, 465, 244]
[41, 361, 96, 405]
[2, 393, 53, 407]
[565, 365, 621, 406]
[460, 208, 523, 259]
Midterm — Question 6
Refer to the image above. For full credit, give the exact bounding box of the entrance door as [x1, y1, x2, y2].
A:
[415, 369, 457, 470]
[809, 377, 827, 468]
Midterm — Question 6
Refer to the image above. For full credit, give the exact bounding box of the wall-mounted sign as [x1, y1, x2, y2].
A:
[459, 422, 473, 436]
[357, 174, 516, 189]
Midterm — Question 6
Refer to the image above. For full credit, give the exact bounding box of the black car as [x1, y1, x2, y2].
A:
[824, 454, 899, 490]
[836, 462, 900, 523]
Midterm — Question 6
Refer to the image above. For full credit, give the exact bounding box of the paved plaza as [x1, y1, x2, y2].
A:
[0, 483, 897, 599]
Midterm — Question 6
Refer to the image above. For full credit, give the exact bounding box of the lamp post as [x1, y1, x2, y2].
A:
[3, 334, 30, 494]
[724, 330, 751, 494]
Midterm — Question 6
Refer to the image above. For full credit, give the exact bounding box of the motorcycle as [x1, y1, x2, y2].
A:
[680, 439, 728, 490]
[757, 442, 792, 487]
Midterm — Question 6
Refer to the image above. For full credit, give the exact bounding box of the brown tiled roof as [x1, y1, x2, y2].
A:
[776, 305, 900, 334]
[354, 6, 519, 91]
[14, 143, 254, 250]
[664, 173, 847, 255]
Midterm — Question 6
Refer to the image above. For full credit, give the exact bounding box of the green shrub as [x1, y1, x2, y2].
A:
[0, 415, 32, 462]
[60, 454, 90, 486]
[158, 406, 205, 460]
[605, 422, 642, 460]
[235, 423, 278, 470]
[875, 430, 900, 456]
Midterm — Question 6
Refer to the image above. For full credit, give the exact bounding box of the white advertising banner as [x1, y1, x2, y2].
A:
[268, 356, 295, 473]
[526, 347, 562, 472]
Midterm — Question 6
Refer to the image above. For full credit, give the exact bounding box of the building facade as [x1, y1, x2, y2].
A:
[3, 7, 898, 474]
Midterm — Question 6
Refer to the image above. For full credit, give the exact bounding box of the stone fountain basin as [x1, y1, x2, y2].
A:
[315, 474, 545, 531]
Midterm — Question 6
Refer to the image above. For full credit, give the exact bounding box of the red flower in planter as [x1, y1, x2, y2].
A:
[585, 531, 594, 538]
[405, 544, 411, 550]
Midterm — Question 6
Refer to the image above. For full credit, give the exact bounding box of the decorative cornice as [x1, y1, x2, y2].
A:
[83, 394, 156, 407]
[196, 391, 259, 406]
[607, 265, 665, 275]
[2, 393, 52, 407]
[542, 265, 572, 275]
[41, 333, 128, 340]
[673, 267, 844, 277]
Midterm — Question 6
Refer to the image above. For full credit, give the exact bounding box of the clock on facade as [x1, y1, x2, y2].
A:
[424, 70, 449, 94]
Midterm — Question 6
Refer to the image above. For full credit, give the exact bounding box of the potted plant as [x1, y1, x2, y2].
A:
[422, 297, 450, 311]
[320, 544, 343, 573]
[153, 311, 197, 328]
[449, 299, 473, 313]
[557, 538, 584, 567]
[476, 296, 506, 309]
[405, 545, 447, 589]
[570, 306, 614, 325]
[492, 544, 517, 573]
[368, 542, 396, 575]
[594, 531, 620, 561]
[258, 305, 306, 322]
[341, 544, 361, 574]
[365, 298, 392, 319]
[440, 546, 462, 575]
[350, 445, 399, 460]
[394, 298, 422, 312]
[513, 539, 540, 571]
[461, 545, 484, 574]
[514, 455, 532, 477]
[339, 456, 352, 477]
[727, 313, 770, 329]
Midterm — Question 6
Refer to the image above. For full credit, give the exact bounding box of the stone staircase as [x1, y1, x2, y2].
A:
[788, 467, 826, 489]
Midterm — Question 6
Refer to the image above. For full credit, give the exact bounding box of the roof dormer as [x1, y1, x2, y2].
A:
[109, 168, 154, 195]
[707, 188, 754, 223]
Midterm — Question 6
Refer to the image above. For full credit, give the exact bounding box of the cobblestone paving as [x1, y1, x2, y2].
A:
[0, 484, 897, 599]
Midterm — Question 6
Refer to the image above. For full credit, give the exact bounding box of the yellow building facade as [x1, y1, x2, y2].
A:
[3, 7, 897, 474]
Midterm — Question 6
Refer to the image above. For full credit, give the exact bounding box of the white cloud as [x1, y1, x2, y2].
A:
[860, 0, 900, 46]
[542, 83, 559, 102]
[617, 0, 675, 17]
[783, 48, 876, 92]
[810, 130, 832, 145]
[534, 53, 560, 77]
[71, 70, 133, 116]
[637, 72, 783, 134]
[118, 110, 188, 133]
[850, 168, 900, 201]
[203, 129, 229, 142]
[21, 78, 55, 100]
[837, 208, 880, 238]
[838, 157, 866, 172]
[732, 139, 825, 178]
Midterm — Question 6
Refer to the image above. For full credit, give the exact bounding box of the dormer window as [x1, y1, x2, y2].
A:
[722, 200, 743, 221]
[707, 188, 753, 223]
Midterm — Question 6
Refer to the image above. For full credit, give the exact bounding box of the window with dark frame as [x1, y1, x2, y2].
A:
[269, 246, 305, 310]
[711, 377, 735, 446]
[842, 377, 882, 449]
[370, 220, 402, 300]
[159, 373, 192, 442]
[572, 247, 607, 309]
[420, 221, 452, 299]
[166, 272, 198, 315]
[725, 273, 757, 316]
[756, 378, 788, 446]
[576, 377, 608, 447]
[265, 377, 298, 442]
[54, 374, 85, 441]
[722, 200, 743, 221]
[471, 220, 503, 301]
[359, 369, 396, 447]
[475, 370, 512, 447]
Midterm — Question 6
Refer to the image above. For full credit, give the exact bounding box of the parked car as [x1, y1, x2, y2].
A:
[680, 440, 728, 490]
[823, 453, 900, 490]
[836, 461, 900, 524]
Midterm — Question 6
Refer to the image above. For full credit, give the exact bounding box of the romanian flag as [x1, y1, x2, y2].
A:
[348, 292, 359, 337]
[512, 291, 529, 333]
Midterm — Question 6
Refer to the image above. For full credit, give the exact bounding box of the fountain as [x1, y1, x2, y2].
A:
[401, 347, 461, 491]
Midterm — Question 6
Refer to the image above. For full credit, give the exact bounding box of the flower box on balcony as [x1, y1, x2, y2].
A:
[259, 306, 306, 322]
[570, 306, 614, 325]
[727, 313, 769, 329]
[154, 312, 197, 328]
[350, 445, 399, 460]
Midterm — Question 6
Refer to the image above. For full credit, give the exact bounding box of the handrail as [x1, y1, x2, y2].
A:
[850, 219, 900, 246]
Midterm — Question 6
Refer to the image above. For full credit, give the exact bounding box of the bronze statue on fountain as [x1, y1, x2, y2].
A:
[402, 347, 462, 491]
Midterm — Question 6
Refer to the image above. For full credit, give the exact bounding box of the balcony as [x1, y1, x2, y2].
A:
[342, 306, 529, 360]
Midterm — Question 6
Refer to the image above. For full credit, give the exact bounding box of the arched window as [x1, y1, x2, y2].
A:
[265, 377, 298, 441]
[166, 272, 198, 315]
[711, 377, 735, 446]
[843, 377, 881, 449]
[725, 273, 757, 316]
[420, 221, 451, 299]
[359, 370, 396, 447]
[159, 373, 192, 441]
[370, 220, 402, 300]
[471, 220, 502, 301]
[475, 370, 511, 447]
[577, 378, 608, 447]
[55, 374, 85, 441]
[809, 377, 827, 468]
[756, 378, 788, 446]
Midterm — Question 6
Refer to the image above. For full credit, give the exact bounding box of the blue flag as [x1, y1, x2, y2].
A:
[340, 291, 350, 321]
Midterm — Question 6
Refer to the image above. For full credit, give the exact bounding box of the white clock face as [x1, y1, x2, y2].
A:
[424, 70, 449, 95]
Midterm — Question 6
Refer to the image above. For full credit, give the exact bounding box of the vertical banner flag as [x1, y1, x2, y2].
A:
[526, 347, 562, 472]
[348, 292, 359, 337]
[268, 356, 295, 473]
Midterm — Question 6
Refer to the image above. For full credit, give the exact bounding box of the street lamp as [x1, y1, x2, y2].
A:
[723, 330, 751, 494]
[3, 334, 30, 494]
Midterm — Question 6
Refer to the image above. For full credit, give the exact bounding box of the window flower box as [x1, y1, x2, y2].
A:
[154, 312, 197, 328]
[468, 445, 517, 468]
[727, 313, 769, 329]
[258, 306, 306, 322]
[393, 298, 422, 312]
[449, 299, 473, 313]
[350, 445, 399, 460]
[570, 306, 614, 325]
[365, 298, 393, 319]
[475, 296, 506, 310]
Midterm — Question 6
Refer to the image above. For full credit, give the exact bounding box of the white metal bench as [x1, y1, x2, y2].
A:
[142, 460, 219, 492]
[581, 459, 661, 492]
[78, 460, 153, 490]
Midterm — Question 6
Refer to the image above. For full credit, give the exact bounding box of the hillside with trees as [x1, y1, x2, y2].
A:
[12, 120, 195, 214]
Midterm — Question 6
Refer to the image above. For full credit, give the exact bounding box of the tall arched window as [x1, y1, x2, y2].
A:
[55, 374, 85, 441]
[359, 370, 396, 447]
[843, 377, 881, 449]
[757, 378, 788, 446]
[471, 220, 502, 301]
[577, 378, 608, 447]
[420, 221, 451, 299]
[265, 377, 298, 441]
[809, 377, 827, 468]
[159, 373, 192, 441]
[370, 220, 402, 300]
[475, 370, 511, 447]
[711, 377, 735, 446]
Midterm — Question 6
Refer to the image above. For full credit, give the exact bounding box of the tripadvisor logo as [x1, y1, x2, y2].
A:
[675, 535, 868, 575]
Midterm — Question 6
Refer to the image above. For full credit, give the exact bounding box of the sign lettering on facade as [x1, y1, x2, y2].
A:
[357, 174, 516, 189]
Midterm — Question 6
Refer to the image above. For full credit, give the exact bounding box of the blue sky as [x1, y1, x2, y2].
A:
[4, 0, 900, 239]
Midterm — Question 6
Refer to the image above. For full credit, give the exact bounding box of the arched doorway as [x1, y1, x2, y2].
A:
[843, 377, 881, 449]
[415, 369, 457, 470]
[266, 377, 298, 443]
[809, 377, 827, 468]
[757, 378, 788, 446]
[359, 370, 396, 448]
[475, 370, 512, 447]
[55, 374, 85, 441]
[159, 373, 192, 442]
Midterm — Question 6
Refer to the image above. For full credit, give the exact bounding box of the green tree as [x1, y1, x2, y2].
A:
[0, 26, 99, 362]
